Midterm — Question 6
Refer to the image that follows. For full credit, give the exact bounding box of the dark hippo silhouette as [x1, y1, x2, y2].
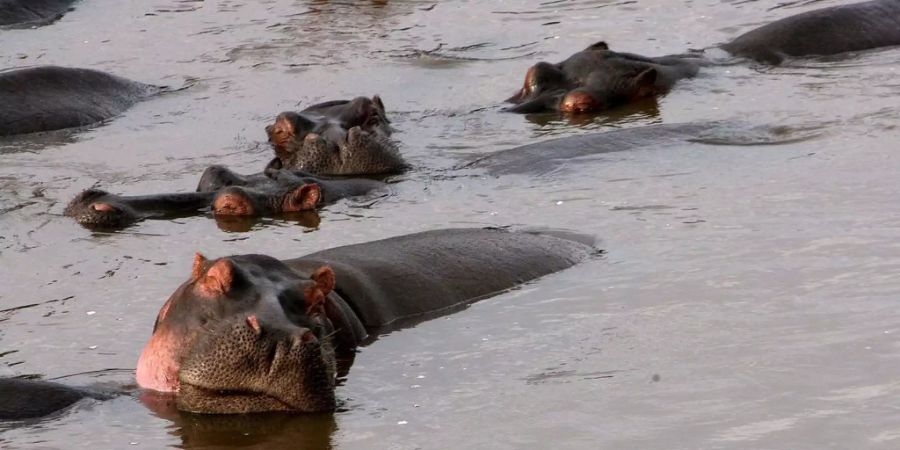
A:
[507, 0, 900, 114]
[0, 0, 78, 27]
[135, 228, 596, 414]
[267, 96, 408, 176]
[0, 66, 161, 136]
[0, 378, 111, 420]
[465, 122, 718, 175]
[64, 189, 215, 229]
[721, 0, 900, 64]
[64, 166, 388, 229]
[506, 42, 700, 114]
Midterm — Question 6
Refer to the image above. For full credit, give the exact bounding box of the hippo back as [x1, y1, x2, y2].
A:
[286, 228, 596, 329]
[466, 122, 716, 175]
[0, 66, 159, 136]
[721, 0, 900, 63]
[0, 0, 76, 27]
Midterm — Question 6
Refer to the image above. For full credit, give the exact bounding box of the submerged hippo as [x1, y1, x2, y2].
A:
[506, 41, 700, 114]
[462, 121, 811, 175]
[0, 66, 161, 136]
[64, 167, 388, 229]
[0, 0, 77, 27]
[0, 378, 111, 420]
[136, 227, 596, 413]
[507, 0, 900, 114]
[267, 96, 408, 176]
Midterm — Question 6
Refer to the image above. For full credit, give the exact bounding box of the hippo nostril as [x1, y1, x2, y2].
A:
[91, 202, 114, 213]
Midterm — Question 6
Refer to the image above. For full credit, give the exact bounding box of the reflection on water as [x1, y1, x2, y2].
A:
[140, 391, 337, 450]
[212, 210, 321, 233]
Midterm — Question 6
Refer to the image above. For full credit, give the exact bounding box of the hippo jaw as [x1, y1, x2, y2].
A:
[175, 316, 337, 414]
[136, 254, 341, 414]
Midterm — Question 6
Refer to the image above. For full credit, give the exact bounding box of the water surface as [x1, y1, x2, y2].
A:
[1, 0, 900, 448]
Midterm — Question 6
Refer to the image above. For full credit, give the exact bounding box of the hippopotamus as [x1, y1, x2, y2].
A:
[0, 66, 161, 136]
[507, 0, 900, 114]
[266, 96, 408, 175]
[136, 227, 596, 413]
[0, 0, 77, 27]
[464, 122, 719, 175]
[0, 378, 111, 420]
[64, 166, 388, 229]
[721, 0, 900, 64]
[506, 42, 701, 114]
[64, 189, 214, 229]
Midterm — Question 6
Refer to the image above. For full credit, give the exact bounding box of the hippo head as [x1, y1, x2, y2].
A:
[334, 96, 390, 132]
[556, 64, 658, 114]
[506, 41, 661, 114]
[64, 189, 140, 229]
[266, 112, 317, 155]
[211, 184, 321, 217]
[136, 254, 339, 413]
[506, 42, 611, 105]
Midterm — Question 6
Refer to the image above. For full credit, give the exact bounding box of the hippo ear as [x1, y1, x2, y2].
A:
[282, 183, 321, 212]
[192, 253, 207, 281]
[196, 259, 234, 297]
[586, 41, 609, 51]
[633, 67, 658, 97]
[303, 266, 335, 317]
[312, 266, 335, 294]
[372, 95, 385, 113]
[264, 157, 283, 174]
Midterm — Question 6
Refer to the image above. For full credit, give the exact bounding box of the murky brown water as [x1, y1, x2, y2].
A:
[2, 0, 900, 448]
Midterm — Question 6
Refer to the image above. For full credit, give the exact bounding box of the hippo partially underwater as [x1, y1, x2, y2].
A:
[63, 95, 405, 229]
[64, 165, 388, 229]
[266, 95, 408, 175]
[1, 228, 597, 418]
[0, 0, 78, 27]
[507, 0, 900, 114]
[0, 66, 161, 136]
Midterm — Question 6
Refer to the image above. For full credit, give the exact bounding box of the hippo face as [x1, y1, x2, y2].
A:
[266, 96, 392, 156]
[211, 183, 320, 217]
[266, 112, 318, 155]
[507, 42, 663, 114]
[64, 189, 139, 229]
[136, 254, 339, 413]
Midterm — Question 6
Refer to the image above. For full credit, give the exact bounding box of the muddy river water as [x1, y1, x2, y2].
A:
[1, 0, 900, 448]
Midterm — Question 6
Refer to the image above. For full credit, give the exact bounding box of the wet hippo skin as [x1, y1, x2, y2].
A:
[64, 189, 214, 230]
[0, 66, 160, 136]
[0, 0, 78, 27]
[266, 96, 408, 175]
[507, 0, 900, 114]
[506, 42, 701, 115]
[0, 378, 110, 420]
[464, 122, 719, 175]
[721, 0, 900, 64]
[64, 166, 388, 229]
[136, 228, 597, 414]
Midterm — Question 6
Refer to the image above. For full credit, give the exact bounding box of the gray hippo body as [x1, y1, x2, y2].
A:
[0, 66, 160, 136]
[467, 123, 717, 175]
[0, 0, 78, 27]
[721, 0, 900, 64]
[0, 378, 109, 420]
[136, 228, 596, 414]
